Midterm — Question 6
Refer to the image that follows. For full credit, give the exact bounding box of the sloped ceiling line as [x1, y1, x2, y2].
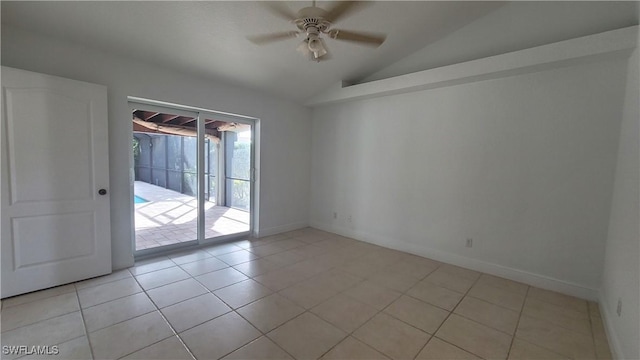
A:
[305, 26, 639, 107]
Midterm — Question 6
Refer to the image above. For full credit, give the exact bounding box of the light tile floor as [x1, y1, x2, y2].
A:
[134, 181, 250, 250]
[1, 228, 612, 360]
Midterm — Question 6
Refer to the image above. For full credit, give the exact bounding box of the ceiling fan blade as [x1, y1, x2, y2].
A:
[264, 1, 298, 21]
[328, 29, 386, 46]
[247, 31, 300, 45]
[324, 1, 369, 23]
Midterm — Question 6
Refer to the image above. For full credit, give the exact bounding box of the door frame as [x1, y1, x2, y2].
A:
[128, 97, 259, 257]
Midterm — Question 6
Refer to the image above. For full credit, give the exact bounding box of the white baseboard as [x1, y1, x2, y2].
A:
[310, 221, 599, 301]
[257, 222, 308, 238]
[598, 295, 624, 359]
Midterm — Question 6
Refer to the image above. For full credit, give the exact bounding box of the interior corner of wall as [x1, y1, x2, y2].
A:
[598, 292, 625, 360]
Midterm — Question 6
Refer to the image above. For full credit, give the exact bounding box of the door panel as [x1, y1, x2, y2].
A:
[6, 89, 94, 204]
[12, 212, 95, 268]
[1, 67, 111, 298]
[131, 103, 199, 252]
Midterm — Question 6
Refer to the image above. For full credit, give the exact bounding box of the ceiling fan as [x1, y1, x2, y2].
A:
[247, 1, 386, 62]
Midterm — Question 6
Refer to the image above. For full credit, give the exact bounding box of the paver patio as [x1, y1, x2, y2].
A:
[134, 181, 250, 250]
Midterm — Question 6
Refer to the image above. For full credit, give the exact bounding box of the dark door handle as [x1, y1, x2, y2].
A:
[98, 189, 107, 195]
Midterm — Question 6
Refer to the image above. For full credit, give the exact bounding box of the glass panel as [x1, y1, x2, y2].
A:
[206, 139, 217, 203]
[132, 108, 198, 251]
[225, 131, 251, 181]
[225, 130, 251, 212]
[182, 136, 197, 197]
[204, 127, 251, 240]
[226, 179, 250, 211]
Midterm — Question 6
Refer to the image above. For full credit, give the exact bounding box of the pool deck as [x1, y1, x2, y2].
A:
[134, 181, 250, 250]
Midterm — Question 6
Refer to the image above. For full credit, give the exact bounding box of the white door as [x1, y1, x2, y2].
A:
[1, 67, 111, 298]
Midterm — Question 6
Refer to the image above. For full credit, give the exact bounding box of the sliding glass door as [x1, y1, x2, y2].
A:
[130, 102, 254, 255]
[225, 130, 251, 211]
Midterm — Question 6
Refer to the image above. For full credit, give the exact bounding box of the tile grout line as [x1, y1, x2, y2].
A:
[74, 271, 136, 292]
[143, 254, 295, 359]
[505, 285, 530, 359]
[77, 281, 147, 310]
[148, 282, 233, 355]
[588, 302, 599, 359]
[521, 292, 597, 355]
[410, 270, 485, 360]
[526, 292, 593, 312]
[82, 269, 178, 359]
[510, 290, 593, 359]
[194, 241, 332, 360]
[74, 286, 97, 360]
[315, 258, 443, 360]
[1, 293, 91, 335]
[12, 335, 90, 360]
[231, 306, 303, 360]
[8, 288, 93, 360]
[232, 245, 381, 360]
[175, 238, 344, 310]
[123, 267, 198, 360]
[431, 279, 529, 337]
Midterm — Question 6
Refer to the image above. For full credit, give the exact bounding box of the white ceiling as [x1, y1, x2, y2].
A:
[2, 1, 638, 102]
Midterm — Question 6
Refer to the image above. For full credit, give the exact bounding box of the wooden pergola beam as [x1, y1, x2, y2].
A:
[143, 112, 160, 121]
[178, 117, 196, 126]
[133, 117, 220, 142]
[161, 114, 180, 123]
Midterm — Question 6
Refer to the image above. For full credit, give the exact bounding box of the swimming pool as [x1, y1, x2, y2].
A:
[134, 195, 149, 204]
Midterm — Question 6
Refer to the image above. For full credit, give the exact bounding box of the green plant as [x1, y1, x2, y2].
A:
[133, 137, 140, 160]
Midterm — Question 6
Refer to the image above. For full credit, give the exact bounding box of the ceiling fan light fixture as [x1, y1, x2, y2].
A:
[297, 39, 311, 55]
[307, 33, 327, 59]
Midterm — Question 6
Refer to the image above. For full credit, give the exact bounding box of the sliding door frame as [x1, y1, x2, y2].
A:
[129, 97, 258, 257]
[197, 111, 255, 245]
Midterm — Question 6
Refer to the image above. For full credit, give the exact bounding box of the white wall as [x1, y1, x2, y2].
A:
[600, 48, 640, 360]
[310, 56, 628, 298]
[1, 26, 312, 269]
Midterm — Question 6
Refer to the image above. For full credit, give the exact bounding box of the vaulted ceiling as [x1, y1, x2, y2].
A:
[2, 1, 638, 102]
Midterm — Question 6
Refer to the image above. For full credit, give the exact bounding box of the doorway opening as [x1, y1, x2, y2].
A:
[130, 102, 254, 253]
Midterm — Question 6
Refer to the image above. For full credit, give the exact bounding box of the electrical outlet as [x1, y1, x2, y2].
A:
[617, 298, 622, 316]
[348, 215, 352, 223]
[333, 212, 337, 219]
[466, 238, 473, 248]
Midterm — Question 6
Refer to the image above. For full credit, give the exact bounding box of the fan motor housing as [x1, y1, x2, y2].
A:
[295, 7, 331, 33]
